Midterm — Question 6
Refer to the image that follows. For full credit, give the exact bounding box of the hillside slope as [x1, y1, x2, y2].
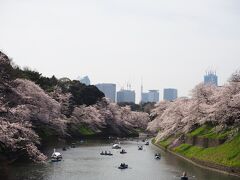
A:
[148, 75, 240, 175]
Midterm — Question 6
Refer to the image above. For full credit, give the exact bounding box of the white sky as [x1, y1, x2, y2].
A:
[0, 0, 240, 102]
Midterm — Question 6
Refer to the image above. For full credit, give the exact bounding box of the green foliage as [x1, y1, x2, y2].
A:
[1, 54, 104, 106]
[174, 134, 240, 167]
[13, 67, 58, 92]
[58, 78, 72, 93]
[69, 80, 104, 106]
[2, 59, 104, 106]
[188, 124, 232, 140]
[158, 137, 175, 148]
[151, 138, 156, 144]
[78, 125, 95, 136]
[68, 124, 96, 136]
[0, 57, 19, 81]
[34, 125, 59, 141]
[174, 144, 203, 157]
[189, 124, 213, 136]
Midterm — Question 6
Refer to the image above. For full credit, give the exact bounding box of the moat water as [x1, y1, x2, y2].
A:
[0, 139, 239, 180]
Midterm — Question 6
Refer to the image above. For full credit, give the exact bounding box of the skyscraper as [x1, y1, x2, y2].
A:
[140, 81, 159, 103]
[96, 83, 116, 102]
[117, 89, 135, 103]
[204, 71, 218, 86]
[163, 88, 178, 101]
[141, 90, 159, 103]
[141, 92, 149, 103]
[148, 90, 159, 103]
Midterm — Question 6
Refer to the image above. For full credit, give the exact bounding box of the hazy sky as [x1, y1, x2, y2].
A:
[1, 0, 240, 102]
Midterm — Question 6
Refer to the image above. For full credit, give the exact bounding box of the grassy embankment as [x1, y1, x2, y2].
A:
[153, 124, 240, 168]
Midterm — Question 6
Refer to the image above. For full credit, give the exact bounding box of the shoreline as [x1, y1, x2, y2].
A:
[152, 140, 240, 178]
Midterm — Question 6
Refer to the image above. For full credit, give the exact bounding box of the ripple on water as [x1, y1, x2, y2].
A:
[0, 140, 239, 180]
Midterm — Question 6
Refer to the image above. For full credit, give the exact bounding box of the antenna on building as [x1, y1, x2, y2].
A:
[204, 69, 218, 86]
[126, 81, 132, 90]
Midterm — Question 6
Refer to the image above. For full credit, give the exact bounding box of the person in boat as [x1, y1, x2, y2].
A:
[105, 150, 107, 155]
[155, 153, 161, 159]
[180, 172, 188, 180]
[119, 163, 128, 169]
[120, 150, 126, 154]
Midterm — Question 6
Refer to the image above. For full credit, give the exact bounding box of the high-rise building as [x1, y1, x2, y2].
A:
[148, 90, 159, 103]
[204, 71, 218, 86]
[140, 81, 159, 103]
[117, 89, 135, 103]
[141, 90, 159, 103]
[163, 88, 178, 101]
[96, 83, 116, 102]
[141, 92, 149, 103]
[79, 76, 91, 85]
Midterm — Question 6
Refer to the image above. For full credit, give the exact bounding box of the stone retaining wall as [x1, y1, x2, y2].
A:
[184, 135, 226, 148]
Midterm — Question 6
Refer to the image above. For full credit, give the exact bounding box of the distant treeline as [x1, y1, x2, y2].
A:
[0, 57, 104, 106]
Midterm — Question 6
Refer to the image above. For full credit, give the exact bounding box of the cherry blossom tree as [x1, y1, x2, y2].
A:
[0, 119, 47, 162]
[12, 79, 67, 135]
[70, 98, 150, 136]
[147, 101, 171, 133]
[149, 76, 240, 142]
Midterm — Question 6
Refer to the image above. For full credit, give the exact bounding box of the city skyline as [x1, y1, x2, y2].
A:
[81, 70, 217, 103]
[1, 0, 240, 103]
